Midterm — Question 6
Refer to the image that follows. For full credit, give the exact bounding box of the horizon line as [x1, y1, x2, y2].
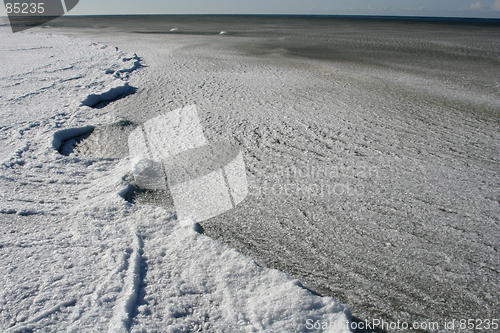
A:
[2, 14, 500, 20]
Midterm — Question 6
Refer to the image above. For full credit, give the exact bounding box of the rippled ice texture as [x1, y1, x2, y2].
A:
[7, 15, 500, 330]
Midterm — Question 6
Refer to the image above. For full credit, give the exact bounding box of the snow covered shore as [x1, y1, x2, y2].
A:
[0, 28, 351, 332]
[46, 22, 500, 330]
[2, 17, 500, 332]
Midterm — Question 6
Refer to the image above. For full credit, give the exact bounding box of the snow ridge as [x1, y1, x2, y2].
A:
[115, 53, 143, 77]
[108, 227, 144, 333]
[52, 125, 94, 151]
[6, 299, 77, 333]
[78, 53, 142, 108]
[80, 83, 136, 108]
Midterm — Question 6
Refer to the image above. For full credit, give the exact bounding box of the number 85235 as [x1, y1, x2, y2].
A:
[5, 3, 45, 14]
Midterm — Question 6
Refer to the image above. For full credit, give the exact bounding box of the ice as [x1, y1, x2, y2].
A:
[225, 151, 249, 205]
[143, 105, 207, 160]
[128, 105, 249, 222]
[3, 17, 499, 332]
[170, 169, 233, 221]
[64, 21, 499, 329]
[0, 27, 351, 332]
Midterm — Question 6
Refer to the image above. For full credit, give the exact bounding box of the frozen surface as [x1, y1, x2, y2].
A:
[38, 19, 500, 330]
[143, 104, 207, 160]
[0, 28, 351, 332]
[127, 105, 249, 222]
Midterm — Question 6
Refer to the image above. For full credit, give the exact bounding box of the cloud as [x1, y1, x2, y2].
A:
[470, 1, 484, 9]
[402, 6, 425, 11]
[365, 4, 390, 12]
[493, 0, 500, 11]
[459, 1, 484, 10]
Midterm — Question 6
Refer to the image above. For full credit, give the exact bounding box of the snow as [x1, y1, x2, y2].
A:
[143, 105, 207, 160]
[128, 104, 249, 221]
[0, 28, 351, 332]
[2, 18, 499, 331]
[80, 82, 135, 108]
[131, 215, 350, 332]
[52, 125, 95, 151]
[61, 22, 499, 328]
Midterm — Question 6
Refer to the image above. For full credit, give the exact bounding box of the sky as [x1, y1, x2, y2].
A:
[2, 0, 500, 18]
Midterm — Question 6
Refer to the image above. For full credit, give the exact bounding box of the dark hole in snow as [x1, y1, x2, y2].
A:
[122, 174, 176, 211]
[125, 185, 176, 211]
[80, 83, 137, 109]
